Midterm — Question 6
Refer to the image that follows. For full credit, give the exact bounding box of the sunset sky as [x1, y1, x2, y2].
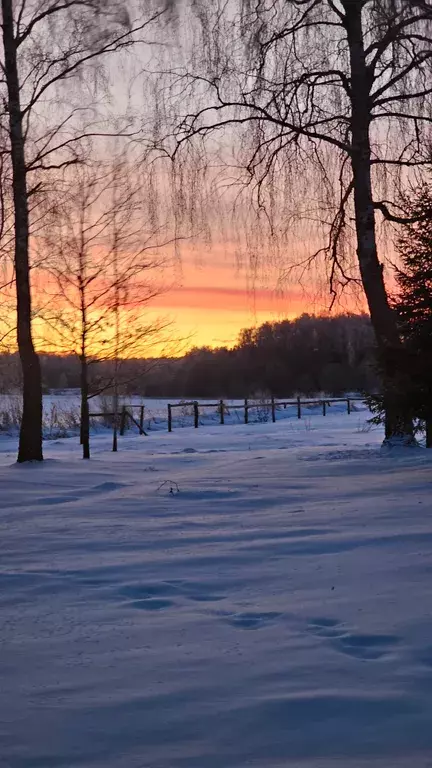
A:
[147, 249, 329, 350]
[19, 236, 367, 358]
[23, 246, 364, 359]
[142, 242, 365, 352]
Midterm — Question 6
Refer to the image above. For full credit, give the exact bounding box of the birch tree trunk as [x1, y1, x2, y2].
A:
[343, 1, 413, 441]
[1, 0, 43, 461]
[80, 354, 90, 460]
[79, 275, 90, 459]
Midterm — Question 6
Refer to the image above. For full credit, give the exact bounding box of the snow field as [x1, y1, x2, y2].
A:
[2, 412, 432, 766]
[0, 393, 366, 439]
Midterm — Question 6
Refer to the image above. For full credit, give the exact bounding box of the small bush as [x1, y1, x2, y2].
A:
[0, 394, 22, 433]
[250, 391, 272, 423]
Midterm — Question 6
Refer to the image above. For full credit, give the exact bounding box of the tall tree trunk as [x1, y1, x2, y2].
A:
[79, 286, 90, 459]
[343, 1, 412, 441]
[2, 0, 43, 462]
[112, 393, 118, 452]
[112, 246, 120, 453]
[426, 419, 432, 449]
[80, 354, 90, 460]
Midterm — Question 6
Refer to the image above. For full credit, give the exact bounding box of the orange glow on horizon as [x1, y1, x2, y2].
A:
[2, 245, 365, 358]
[145, 287, 318, 350]
[137, 259, 364, 351]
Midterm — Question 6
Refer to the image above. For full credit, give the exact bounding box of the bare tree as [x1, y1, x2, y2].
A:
[164, 0, 432, 441]
[95, 154, 173, 453]
[38, 153, 172, 459]
[0, 0, 167, 461]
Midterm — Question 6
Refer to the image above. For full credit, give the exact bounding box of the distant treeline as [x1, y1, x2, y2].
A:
[157, 313, 378, 398]
[0, 314, 379, 398]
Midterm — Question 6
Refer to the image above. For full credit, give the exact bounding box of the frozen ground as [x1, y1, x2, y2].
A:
[2, 411, 432, 767]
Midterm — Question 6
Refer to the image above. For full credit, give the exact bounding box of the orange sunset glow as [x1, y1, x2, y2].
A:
[23, 250, 366, 357]
[3, 244, 364, 358]
[145, 251, 363, 350]
[148, 284, 308, 349]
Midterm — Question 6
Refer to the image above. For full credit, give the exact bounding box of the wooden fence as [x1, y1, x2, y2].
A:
[166, 397, 365, 432]
[89, 404, 146, 435]
[88, 397, 367, 437]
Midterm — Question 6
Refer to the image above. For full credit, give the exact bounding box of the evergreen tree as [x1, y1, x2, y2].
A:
[394, 185, 432, 445]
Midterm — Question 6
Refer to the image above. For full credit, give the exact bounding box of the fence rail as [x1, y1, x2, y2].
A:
[89, 404, 146, 436]
[88, 396, 368, 438]
[166, 396, 366, 432]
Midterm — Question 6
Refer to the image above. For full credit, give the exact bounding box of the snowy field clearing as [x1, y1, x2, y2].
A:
[0, 393, 365, 438]
[2, 413, 432, 767]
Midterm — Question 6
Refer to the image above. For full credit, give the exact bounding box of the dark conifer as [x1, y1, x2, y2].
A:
[394, 185, 432, 445]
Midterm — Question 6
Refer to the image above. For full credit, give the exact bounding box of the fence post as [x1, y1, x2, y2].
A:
[119, 406, 127, 436]
[322, 400, 326, 417]
[194, 401, 199, 428]
[112, 403, 118, 452]
[297, 396, 301, 419]
[347, 398, 351, 415]
[271, 395, 276, 423]
[244, 397, 249, 424]
[220, 400, 224, 425]
[168, 404, 172, 432]
[426, 420, 432, 448]
[139, 405, 144, 435]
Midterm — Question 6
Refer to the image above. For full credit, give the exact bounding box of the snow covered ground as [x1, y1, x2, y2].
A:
[0, 392, 366, 438]
[2, 412, 432, 767]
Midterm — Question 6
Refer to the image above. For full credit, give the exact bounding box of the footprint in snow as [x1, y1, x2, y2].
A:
[92, 481, 129, 492]
[120, 583, 179, 600]
[336, 632, 399, 660]
[120, 582, 177, 611]
[222, 610, 283, 630]
[307, 617, 399, 660]
[308, 617, 347, 638]
[129, 598, 174, 611]
[119, 579, 226, 611]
